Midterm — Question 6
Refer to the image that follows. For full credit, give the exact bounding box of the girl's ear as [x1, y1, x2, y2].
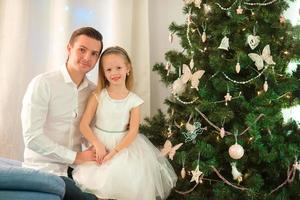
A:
[126, 65, 130, 76]
[126, 64, 131, 73]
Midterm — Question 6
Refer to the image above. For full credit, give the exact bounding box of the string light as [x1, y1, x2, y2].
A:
[203, 4, 212, 15]
[186, 10, 205, 53]
[244, 0, 278, 6]
[174, 95, 199, 104]
[283, 50, 289, 55]
[257, 90, 263, 96]
[222, 67, 268, 85]
[215, 0, 238, 10]
[216, 0, 277, 13]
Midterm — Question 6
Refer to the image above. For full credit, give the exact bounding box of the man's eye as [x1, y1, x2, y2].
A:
[92, 52, 98, 57]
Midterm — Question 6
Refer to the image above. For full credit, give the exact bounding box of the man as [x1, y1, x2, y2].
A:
[21, 27, 103, 200]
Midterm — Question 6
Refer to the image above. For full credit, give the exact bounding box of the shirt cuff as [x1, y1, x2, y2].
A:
[64, 150, 77, 164]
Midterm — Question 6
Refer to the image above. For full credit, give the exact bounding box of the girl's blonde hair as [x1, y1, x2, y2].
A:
[95, 46, 134, 94]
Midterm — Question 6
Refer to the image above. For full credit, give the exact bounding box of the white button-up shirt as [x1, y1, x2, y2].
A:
[21, 65, 95, 176]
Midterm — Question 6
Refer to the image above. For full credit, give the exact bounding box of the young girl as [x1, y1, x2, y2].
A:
[73, 46, 177, 200]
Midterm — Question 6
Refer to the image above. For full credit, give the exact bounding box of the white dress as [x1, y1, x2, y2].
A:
[73, 89, 177, 200]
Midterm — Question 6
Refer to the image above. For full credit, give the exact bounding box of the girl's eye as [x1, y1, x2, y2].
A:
[117, 66, 122, 70]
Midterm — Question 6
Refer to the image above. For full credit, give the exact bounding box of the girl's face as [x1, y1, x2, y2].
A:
[102, 54, 129, 87]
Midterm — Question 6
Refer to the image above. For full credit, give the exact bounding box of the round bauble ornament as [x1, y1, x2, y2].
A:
[229, 143, 244, 159]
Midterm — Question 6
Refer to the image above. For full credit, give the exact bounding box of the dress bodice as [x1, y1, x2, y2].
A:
[94, 89, 144, 132]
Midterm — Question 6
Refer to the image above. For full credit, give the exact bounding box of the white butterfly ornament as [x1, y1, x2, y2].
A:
[161, 140, 183, 160]
[184, 0, 202, 8]
[248, 45, 276, 71]
[181, 64, 205, 91]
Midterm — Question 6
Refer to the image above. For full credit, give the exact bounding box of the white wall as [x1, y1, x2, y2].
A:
[149, 0, 184, 116]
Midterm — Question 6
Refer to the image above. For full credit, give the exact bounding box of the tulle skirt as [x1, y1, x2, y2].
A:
[73, 128, 177, 200]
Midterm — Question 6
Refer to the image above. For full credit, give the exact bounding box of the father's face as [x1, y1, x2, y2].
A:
[67, 35, 101, 75]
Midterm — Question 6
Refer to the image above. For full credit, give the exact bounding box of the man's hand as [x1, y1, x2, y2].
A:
[74, 146, 96, 164]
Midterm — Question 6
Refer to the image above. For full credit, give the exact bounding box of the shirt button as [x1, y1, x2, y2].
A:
[73, 112, 77, 118]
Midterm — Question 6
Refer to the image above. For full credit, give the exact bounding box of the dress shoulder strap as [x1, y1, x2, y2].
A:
[92, 89, 106, 103]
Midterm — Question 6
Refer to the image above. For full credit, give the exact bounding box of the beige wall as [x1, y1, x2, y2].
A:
[149, 0, 184, 116]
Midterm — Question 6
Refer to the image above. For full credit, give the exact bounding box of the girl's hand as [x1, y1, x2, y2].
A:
[94, 142, 107, 164]
[102, 149, 117, 164]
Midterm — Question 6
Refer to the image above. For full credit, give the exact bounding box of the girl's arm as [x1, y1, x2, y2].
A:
[102, 106, 140, 163]
[79, 93, 106, 163]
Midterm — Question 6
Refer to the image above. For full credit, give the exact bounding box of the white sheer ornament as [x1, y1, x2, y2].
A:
[248, 45, 276, 70]
[190, 165, 203, 183]
[201, 21, 207, 43]
[218, 36, 229, 50]
[190, 59, 194, 70]
[201, 31, 207, 43]
[220, 127, 225, 138]
[231, 162, 243, 183]
[184, 0, 202, 8]
[161, 140, 183, 160]
[263, 80, 269, 92]
[235, 62, 241, 73]
[186, 121, 196, 132]
[293, 161, 300, 171]
[181, 64, 205, 91]
[247, 34, 260, 50]
[165, 62, 171, 76]
[181, 167, 186, 179]
[224, 92, 232, 106]
[236, 6, 243, 14]
[169, 33, 173, 43]
[203, 3, 212, 15]
[182, 122, 206, 143]
[229, 143, 244, 159]
[279, 15, 286, 24]
[172, 78, 186, 96]
[166, 125, 174, 138]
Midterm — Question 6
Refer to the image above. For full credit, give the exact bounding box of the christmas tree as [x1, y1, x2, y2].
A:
[141, 0, 300, 199]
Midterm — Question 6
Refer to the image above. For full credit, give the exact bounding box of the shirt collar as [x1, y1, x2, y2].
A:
[60, 64, 73, 83]
[78, 77, 89, 91]
[60, 64, 89, 90]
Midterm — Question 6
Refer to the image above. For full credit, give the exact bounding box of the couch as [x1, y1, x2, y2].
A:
[0, 157, 65, 200]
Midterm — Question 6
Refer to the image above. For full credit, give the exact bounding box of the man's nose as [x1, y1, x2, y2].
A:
[83, 53, 91, 61]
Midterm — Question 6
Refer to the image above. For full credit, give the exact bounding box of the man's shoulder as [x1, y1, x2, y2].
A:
[29, 69, 62, 85]
[36, 69, 61, 80]
[86, 79, 96, 90]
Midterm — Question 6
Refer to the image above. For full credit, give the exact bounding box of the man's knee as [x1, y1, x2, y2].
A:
[61, 176, 97, 200]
